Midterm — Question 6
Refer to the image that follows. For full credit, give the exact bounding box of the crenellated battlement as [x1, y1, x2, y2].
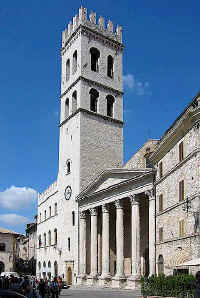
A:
[62, 6, 123, 48]
[38, 180, 58, 203]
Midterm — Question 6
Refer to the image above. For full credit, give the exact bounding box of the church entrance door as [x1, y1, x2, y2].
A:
[66, 267, 72, 285]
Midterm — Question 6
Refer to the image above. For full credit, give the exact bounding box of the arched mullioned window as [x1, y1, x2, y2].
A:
[107, 55, 114, 78]
[66, 59, 70, 81]
[38, 261, 41, 270]
[90, 48, 100, 72]
[38, 235, 42, 248]
[73, 50, 77, 74]
[44, 233, 46, 247]
[54, 229, 57, 245]
[90, 88, 99, 113]
[106, 95, 115, 117]
[48, 231, 51, 246]
[65, 98, 69, 118]
[72, 91, 77, 113]
[158, 255, 164, 275]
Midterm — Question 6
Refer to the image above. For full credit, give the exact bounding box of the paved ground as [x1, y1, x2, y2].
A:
[60, 286, 141, 298]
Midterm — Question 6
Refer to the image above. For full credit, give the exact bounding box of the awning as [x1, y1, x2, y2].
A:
[175, 258, 200, 267]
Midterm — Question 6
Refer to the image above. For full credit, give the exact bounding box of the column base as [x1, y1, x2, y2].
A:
[87, 274, 98, 286]
[76, 274, 87, 285]
[111, 275, 126, 288]
[99, 274, 112, 287]
[126, 275, 141, 290]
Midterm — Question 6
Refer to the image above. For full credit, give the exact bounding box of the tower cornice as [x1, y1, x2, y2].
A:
[61, 24, 124, 56]
[60, 76, 123, 100]
[59, 107, 123, 128]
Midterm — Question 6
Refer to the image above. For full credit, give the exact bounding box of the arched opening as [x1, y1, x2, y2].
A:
[89, 88, 99, 113]
[43, 261, 46, 278]
[68, 237, 70, 251]
[90, 48, 100, 72]
[49, 206, 51, 217]
[106, 95, 115, 117]
[54, 261, 58, 277]
[158, 255, 164, 275]
[73, 50, 77, 74]
[66, 160, 71, 174]
[54, 229, 57, 245]
[38, 235, 42, 248]
[44, 233, 46, 247]
[72, 91, 77, 113]
[38, 261, 41, 274]
[67, 267, 72, 285]
[48, 231, 51, 246]
[48, 261, 51, 279]
[65, 98, 69, 118]
[0, 243, 6, 252]
[66, 59, 70, 81]
[0, 261, 5, 274]
[107, 55, 114, 78]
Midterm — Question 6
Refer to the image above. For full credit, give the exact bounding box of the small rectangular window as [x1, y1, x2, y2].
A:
[72, 211, 75, 226]
[179, 180, 184, 201]
[159, 227, 163, 242]
[68, 237, 70, 251]
[0, 243, 6, 252]
[159, 194, 163, 212]
[179, 220, 185, 237]
[179, 141, 184, 162]
[159, 161, 163, 178]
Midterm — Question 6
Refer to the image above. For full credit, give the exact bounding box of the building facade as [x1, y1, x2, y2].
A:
[0, 227, 21, 274]
[37, 6, 200, 289]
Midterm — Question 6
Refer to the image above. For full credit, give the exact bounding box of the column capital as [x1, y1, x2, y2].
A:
[114, 199, 123, 209]
[80, 210, 86, 219]
[89, 207, 98, 216]
[145, 189, 155, 200]
[129, 195, 139, 206]
[102, 204, 109, 213]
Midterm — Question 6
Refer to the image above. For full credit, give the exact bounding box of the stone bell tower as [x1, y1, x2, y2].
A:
[59, 7, 124, 195]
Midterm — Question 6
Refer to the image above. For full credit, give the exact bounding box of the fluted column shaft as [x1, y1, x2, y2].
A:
[101, 204, 110, 277]
[146, 190, 156, 276]
[115, 200, 125, 278]
[130, 195, 141, 277]
[79, 211, 86, 276]
[90, 208, 98, 276]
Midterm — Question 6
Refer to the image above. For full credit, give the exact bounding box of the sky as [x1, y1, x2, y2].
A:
[0, 0, 200, 234]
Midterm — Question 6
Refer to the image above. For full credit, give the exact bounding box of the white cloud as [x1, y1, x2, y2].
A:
[0, 214, 30, 226]
[0, 186, 37, 210]
[123, 74, 151, 96]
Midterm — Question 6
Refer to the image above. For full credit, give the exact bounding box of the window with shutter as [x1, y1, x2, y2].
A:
[159, 227, 163, 242]
[179, 180, 184, 201]
[179, 141, 184, 162]
[159, 194, 163, 212]
[159, 162, 163, 178]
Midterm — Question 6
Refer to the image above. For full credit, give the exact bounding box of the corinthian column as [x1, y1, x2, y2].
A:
[90, 207, 98, 277]
[130, 195, 141, 278]
[101, 204, 110, 278]
[79, 211, 86, 276]
[115, 200, 125, 278]
[146, 189, 156, 276]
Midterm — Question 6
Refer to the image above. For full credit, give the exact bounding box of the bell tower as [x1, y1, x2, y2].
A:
[58, 7, 124, 194]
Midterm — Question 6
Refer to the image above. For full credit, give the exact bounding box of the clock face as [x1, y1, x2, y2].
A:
[64, 185, 72, 200]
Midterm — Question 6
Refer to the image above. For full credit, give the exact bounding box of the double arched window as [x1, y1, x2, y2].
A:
[66, 59, 70, 81]
[107, 55, 114, 78]
[106, 95, 114, 117]
[72, 91, 77, 113]
[90, 48, 100, 72]
[73, 50, 77, 74]
[90, 89, 99, 112]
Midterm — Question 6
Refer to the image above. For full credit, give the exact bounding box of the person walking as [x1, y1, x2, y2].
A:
[38, 279, 46, 298]
[50, 277, 59, 298]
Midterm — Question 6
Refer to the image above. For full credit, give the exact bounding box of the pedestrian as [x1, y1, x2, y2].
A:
[38, 279, 46, 298]
[50, 277, 59, 298]
[194, 271, 200, 298]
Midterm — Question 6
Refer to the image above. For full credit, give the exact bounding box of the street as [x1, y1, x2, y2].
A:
[60, 286, 141, 298]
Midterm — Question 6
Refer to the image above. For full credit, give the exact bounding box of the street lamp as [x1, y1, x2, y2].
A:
[182, 197, 192, 213]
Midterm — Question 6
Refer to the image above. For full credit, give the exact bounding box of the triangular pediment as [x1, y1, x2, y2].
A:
[77, 168, 154, 200]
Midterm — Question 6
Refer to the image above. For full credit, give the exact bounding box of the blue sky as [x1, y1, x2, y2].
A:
[0, 0, 199, 233]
